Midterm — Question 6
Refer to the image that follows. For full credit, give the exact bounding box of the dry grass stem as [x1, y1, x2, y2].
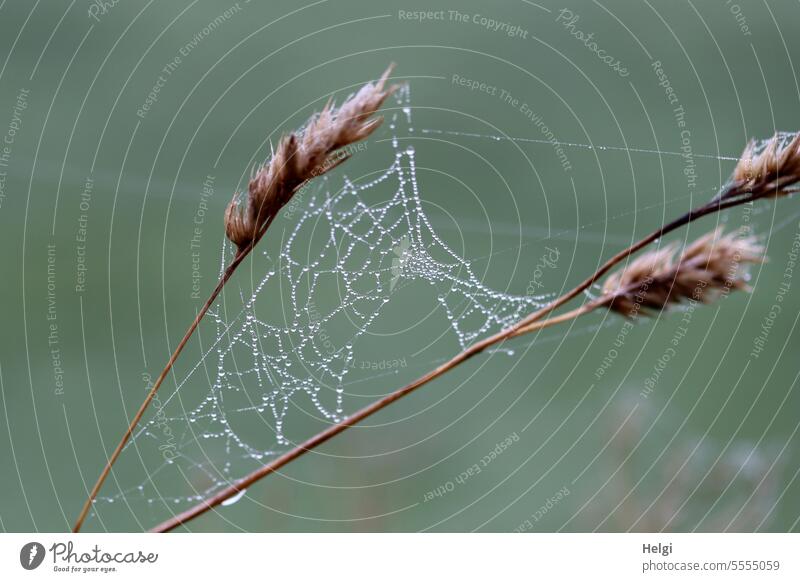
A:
[150, 129, 790, 532]
[225, 65, 398, 251]
[512, 229, 763, 334]
[73, 65, 397, 533]
[138, 76, 793, 532]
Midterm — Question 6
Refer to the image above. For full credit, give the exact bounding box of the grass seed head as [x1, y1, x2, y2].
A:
[730, 132, 800, 199]
[602, 228, 763, 316]
[224, 64, 398, 251]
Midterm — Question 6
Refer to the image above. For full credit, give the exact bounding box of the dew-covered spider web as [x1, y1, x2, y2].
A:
[93, 84, 800, 526]
[96, 85, 557, 518]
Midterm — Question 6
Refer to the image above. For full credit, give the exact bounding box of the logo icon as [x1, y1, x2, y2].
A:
[20, 542, 45, 570]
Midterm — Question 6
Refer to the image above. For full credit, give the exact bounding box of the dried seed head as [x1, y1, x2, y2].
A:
[224, 193, 250, 249]
[602, 228, 763, 316]
[224, 64, 399, 251]
[730, 132, 800, 199]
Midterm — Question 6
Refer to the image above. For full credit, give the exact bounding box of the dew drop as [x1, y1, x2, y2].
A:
[221, 489, 247, 507]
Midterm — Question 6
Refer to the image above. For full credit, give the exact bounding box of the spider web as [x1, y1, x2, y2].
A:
[96, 86, 795, 526]
[98, 85, 550, 516]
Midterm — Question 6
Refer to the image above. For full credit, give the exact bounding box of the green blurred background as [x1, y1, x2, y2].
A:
[1, 0, 799, 532]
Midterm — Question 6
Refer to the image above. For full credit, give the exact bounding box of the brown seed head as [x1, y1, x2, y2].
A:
[224, 64, 399, 251]
[602, 228, 763, 316]
[730, 132, 800, 199]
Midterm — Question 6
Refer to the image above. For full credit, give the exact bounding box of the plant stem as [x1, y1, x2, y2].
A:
[507, 195, 748, 333]
[75, 60, 396, 529]
[512, 302, 601, 336]
[149, 189, 758, 533]
[149, 304, 593, 532]
[73, 215, 276, 533]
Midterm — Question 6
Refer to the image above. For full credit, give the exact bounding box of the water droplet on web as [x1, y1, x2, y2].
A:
[221, 489, 247, 507]
[110, 85, 559, 515]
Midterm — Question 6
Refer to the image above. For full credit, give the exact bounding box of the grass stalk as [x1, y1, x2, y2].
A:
[73, 66, 397, 532]
[149, 184, 772, 532]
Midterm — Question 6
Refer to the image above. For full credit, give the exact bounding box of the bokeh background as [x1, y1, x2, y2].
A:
[1, 0, 799, 532]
